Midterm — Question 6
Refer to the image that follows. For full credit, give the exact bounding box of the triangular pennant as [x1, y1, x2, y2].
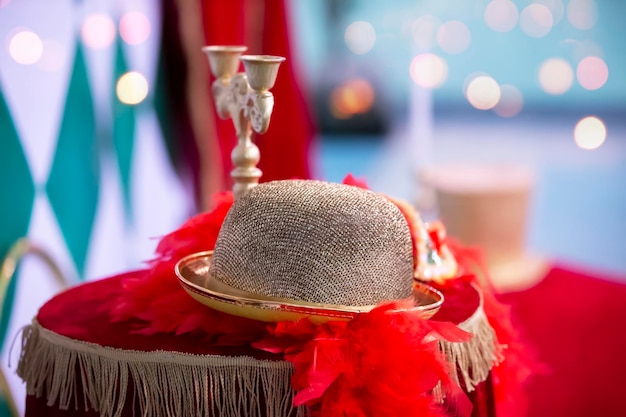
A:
[0, 85, 36, 346]
[46, 42, 99, 278]
[153, 45, 179, 171]
[112, 37, 136, 220]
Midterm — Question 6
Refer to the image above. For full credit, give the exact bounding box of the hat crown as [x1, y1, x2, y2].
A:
[210, 180, 414, 306]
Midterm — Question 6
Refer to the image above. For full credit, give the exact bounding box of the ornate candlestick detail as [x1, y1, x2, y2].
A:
[202, 45, 285, 198]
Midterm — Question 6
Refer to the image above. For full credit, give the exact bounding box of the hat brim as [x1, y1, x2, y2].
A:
[175, 251, 444, 323]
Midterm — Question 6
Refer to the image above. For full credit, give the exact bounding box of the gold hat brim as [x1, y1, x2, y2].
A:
[175, 251, 444, 323]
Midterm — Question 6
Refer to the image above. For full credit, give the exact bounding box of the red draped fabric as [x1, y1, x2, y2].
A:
[498, 266, 626, 417]
[200, 0, 245, 190]
[256, 0, 315, 182]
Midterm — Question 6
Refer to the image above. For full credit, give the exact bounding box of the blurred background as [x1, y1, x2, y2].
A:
[293, 0, 625, 277]
[0, 0, 625, 414]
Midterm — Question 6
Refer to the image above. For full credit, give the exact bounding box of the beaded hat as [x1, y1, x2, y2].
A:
[176, 180, 442, 322]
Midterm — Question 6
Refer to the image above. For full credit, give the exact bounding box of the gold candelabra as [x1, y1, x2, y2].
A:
[202, 45, 285, 198]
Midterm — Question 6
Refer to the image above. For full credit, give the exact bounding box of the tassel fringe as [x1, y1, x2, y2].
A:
[17, 320, 307, 417]
[439, 305, 503, 391]
[18, 298, 501, 414]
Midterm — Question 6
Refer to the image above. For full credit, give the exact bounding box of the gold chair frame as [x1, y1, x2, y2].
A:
[0, 238, 71, 417]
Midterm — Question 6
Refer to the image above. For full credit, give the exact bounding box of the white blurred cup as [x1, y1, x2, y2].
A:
[420, 164, 547, 291]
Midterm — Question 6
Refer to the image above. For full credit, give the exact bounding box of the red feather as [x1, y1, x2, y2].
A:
[255, 301, 472, 417]
[106, 191, 267, 340]
[341, 173, 369, 189]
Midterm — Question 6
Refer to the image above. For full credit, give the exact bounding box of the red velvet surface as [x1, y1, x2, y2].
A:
[38, 273, 278, 360]
[433, 279, 481, 324]
[26, 273, 487, 416]
[498, 266, 626, 417]
[38, 274, 480, 349]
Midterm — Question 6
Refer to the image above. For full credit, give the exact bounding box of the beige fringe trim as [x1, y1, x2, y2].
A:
[438, 294, 504, 392]
[17, 320, 307, 417]
[17, 291, 502, 415]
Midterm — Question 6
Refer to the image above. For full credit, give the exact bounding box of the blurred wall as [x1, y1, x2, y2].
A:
[291, 0, 625, 132]
[0, 0, 192, 412]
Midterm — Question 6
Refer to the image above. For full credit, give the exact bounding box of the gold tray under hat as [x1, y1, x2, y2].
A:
[176, 251, 443, 323]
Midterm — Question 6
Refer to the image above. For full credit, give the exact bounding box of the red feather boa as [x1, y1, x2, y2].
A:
[108, 192, 269, 343]
[253, 300, 472, 417]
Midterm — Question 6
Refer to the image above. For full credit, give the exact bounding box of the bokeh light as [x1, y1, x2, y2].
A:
[116, 71, 149, 105]
[410, 53, 448, 89]
[520, 4, 553, 38]
[538, 58, 574, 95]
[484, 0, 519, 32]
[82, 13, 116, 49]
[0, 0, 12, 8]
[36, 39, 67, 72]
[493, 84, 524, 117]
[119, 11, 151, 45]
[344, 21, 376, 55]
[466, 75, 501, 110]
[567, 0, 597, 30]
[571, 39, 604, 63]
[577, 56, 608, 90]
[436, 20, 471, 54]
[411, 15, 441, 50]
[8, 30, 43, 65]
[574, 116, 606, 150]
[330, 78, 375, 119]
[463, 72, 488, 93]
[536, 0, 565, 24]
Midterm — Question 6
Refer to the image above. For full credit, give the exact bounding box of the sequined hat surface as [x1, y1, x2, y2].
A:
[176, 180, 443, 322]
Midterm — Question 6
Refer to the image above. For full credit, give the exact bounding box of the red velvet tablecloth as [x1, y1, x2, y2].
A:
[21, 272, 494, 417]
[35, 272, 278, 359]
[498, 266, 626, 417]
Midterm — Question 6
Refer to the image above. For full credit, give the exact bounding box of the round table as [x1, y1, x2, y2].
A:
[18, 271, 498, 417]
